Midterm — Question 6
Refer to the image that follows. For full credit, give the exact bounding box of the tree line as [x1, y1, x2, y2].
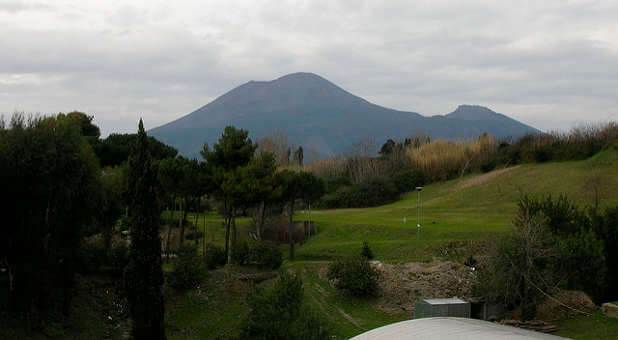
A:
[0, 112, 326, 338]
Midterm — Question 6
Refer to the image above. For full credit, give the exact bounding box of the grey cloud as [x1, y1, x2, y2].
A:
[0, 1, 616, 135]
[0, 1, 55, 13]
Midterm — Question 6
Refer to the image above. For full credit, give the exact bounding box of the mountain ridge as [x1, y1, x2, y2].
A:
[150, 72, 539, 158]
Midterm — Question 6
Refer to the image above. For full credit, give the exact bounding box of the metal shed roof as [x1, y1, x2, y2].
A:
[350, 317, 571, 340]
[421, 298, 468, 305]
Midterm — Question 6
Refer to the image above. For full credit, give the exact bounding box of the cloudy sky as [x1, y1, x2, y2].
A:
[1, 0, 616, 136]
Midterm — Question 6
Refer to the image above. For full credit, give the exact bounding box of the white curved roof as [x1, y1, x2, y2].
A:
[350, 317, 570, 340]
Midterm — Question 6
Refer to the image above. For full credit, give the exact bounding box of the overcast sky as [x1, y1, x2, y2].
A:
[1, 0, 617, 136]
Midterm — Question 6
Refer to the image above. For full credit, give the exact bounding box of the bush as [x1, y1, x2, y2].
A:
[77, 239, 106, 274]
[591, 206, 618, 301]
[167, 244, 205, 290]
[108, 242, 129, 276]
[480, 159, 496, 173]
[389, 168, 425, 193]
[327, 256, 380, 297]
[479, 195, 611, 314]
[361, 241, 374, 260]
[185, 230, 204, 241]
[250, 242, 283, 270]
[320, 177, 399, 208]
[203, 243, 227, 270]
[240, 272, 330, 339]
[231, 241, 250, 265]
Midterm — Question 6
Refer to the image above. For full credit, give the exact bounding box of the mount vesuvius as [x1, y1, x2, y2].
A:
[149, 72, 538, 158]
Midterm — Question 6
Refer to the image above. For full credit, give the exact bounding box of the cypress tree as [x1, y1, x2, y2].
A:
[125, 119, 166, 339]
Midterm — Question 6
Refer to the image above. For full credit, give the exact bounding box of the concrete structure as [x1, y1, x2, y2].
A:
[350, 317, 571, 340]
[414, 298, 471, 319]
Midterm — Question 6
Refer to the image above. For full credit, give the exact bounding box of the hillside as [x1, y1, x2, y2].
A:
[164, 144, 618, 339]
[296, 142, 618, 261]
[149, 73, 538, 158]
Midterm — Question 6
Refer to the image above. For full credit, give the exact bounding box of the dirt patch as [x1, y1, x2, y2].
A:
[374, 261, 478, 317]
[456, 165, 520, 191]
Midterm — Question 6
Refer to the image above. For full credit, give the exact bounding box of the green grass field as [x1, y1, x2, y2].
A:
[296, 143, 618, 262]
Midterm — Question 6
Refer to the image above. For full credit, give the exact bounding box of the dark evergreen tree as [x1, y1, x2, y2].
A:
[124, 119, 166, 340]
[201, 126, 257, 262]
[293, 146, 304, 167]
[1, 113, 101, 330]
[276, 170, 302, 260]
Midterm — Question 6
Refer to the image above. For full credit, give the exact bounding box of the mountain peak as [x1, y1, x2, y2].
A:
[447, 105, 502, 121]
[149, 74, 538, 158]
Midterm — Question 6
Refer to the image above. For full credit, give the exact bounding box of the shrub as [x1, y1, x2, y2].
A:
[555, 229, 606, 299]
[231, 241, 250, 265]
[479, 195, 610, 315]
[109, 242, 129, 276]
[250, 242, 283, 269]
[389, 168, 425, 193]
[480, 159, 496, 173]
[327, 256, 380, 297]
[240, 272, 330, 339]
[320, 177, 399, 208]
[77, 239, 106, 274]
[534, 146, 552, 163]
[203, 243, 227, 270]
[240, 272, 302, 339]
[185, 230, 204, 241]
[289, 306, 331, 340]
[590, 206, 618, 301]
[167, 244, 205, 290]
[361, 241, 374, 260]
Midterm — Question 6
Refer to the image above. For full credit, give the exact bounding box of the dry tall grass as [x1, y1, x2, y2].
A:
[405, 134, 497, 181]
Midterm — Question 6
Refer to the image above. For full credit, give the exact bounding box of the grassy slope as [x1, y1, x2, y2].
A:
[165, 145, 617, 339]
[296, 144, 618, 262]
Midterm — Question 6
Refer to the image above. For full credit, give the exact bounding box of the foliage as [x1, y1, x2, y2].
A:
[554, 229, 606, 298]
[479, 195, 610, 319]
[241, 151, 279, 241]
[478, 210, 557, 319]
[320, 177, 399, 208]
[250, 242, 283, 269]
[590, 206, 618, 301]
[124, 119, 166, 339]
[231, 241, 251, 265]
[77, 239, 107, 274]
[327, 256, 380, 297]
[97, 165, 127, 258]
[202, 126, 257, 262]
[108, 242, 130, 276]
[298, 170, 326, 205]
[240, 272, 329, 339]
[389, 168, 425, 193]
[94, 132, 178, 167]
[203, 243, 227, 270]
[491, 122, 618, 166]
[167, 245, 206, 290]
[64, 111, 100, 145]
[0, 113, 101, 327]
[361, 241, 374, 260]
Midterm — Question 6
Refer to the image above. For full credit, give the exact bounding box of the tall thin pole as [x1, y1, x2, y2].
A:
[202, 211, 205, 256]
[417, 190, 420, 240]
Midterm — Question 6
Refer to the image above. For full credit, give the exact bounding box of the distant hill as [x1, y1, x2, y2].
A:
[149, 72, 539, 158]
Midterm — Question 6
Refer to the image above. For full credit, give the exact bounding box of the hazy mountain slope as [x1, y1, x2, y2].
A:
[149, 72, 539, 158]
